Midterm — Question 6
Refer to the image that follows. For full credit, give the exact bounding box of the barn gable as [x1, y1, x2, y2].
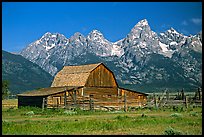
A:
[85, 63, 118, 87]
[51, 63, 118, 87]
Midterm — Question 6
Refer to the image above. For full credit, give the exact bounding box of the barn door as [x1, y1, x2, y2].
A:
[53, 97, 61, 108]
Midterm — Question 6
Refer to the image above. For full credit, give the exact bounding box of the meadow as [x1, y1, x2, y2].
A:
[2, 99, 202, 135]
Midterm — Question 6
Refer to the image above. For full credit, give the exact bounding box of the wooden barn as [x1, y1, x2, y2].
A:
[17, 63, 148, 110]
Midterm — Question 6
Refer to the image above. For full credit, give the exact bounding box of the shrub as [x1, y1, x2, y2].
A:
[164, 127, 183, 135]
[63, 110, 77, 115]
[170, 113, 182, 118]
[25, 111, 35, 116]
[172, 106, 185, 112]
[189, 111, 198, 117]
[115, 115, 130, 120]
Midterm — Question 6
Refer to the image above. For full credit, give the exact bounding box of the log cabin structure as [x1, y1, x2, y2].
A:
[17, 63, 148, 110]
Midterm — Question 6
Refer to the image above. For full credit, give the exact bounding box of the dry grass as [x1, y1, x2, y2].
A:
[2, 99, 18, 108]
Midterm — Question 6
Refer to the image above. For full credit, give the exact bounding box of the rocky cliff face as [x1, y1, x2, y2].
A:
[20, 19, 202, 92]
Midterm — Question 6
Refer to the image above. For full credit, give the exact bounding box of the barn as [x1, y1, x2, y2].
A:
[17, 63, 148, 110]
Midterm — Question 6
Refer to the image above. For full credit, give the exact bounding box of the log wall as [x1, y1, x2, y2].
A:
[121, 89, 147, 107]
[85, 64, 117, 87]
[19, 87, 147, 110]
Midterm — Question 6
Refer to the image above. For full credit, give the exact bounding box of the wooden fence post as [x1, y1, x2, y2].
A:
[89, 97, 91, 110]
[177, 90, 180, 100]
[89, 95, 94, 111]
[82, 88, 85, 110]
[117, 88, 120, 110]
[74, 89, 77, 108]
[166, 91, 169, 101]
[57, 98, 59, 108]
[42, 97, 45, 110]
[198, 87, 201, 100]
[124, 92, 127, 112]
[64, 91, 67, 109]
[181, 88, 185, 100]
[185, 96, 188, 108]
[153, 93, 157, 108]
[83, 95, 85, 110]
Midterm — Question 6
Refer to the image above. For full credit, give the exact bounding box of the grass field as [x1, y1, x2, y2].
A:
[2, 99, 202, 135]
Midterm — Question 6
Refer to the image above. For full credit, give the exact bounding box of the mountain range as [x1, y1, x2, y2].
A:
[6, 19, 202, 93]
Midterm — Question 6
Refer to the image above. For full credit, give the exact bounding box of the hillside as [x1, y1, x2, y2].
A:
[2, 50, 54, 94]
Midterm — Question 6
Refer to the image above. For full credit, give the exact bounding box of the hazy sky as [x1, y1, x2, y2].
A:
[2, 2, 202, 52]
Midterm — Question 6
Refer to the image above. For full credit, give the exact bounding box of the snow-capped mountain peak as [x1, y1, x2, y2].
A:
[167, 27, 180, 35]
[44, 32, 52, 36]
[131, 19, 150, 33]
[86, 29, 113, 57]
[70, 32, 85, 40]
[135, 19, 149, 27]
[87, 29, 104, 40]
[73, 32, 83, 37]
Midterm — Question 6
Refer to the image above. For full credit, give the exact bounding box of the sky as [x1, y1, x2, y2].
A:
[2, 2, 202, 52]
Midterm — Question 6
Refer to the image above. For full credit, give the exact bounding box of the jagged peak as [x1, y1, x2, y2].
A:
[72, 32, 85, 38]
[40, 32, 68, 40]
[130, 19, 151, 33]
[88, 29, 104, 37]
[166, 27, 180, 35]
[44, 32, 52, 35]
[90, 29, 103, 34]
[41, 32, 52, 38]
[70, 32, 85, 41]
[87, 29, 104, 40]
[136, 19, 149, 27]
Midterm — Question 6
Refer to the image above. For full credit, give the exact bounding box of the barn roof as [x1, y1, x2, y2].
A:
[119, 87, 148, 96]
[17, 86, 83, 97]
[51, 63, 104, 87]
[61, 63, 102, 73]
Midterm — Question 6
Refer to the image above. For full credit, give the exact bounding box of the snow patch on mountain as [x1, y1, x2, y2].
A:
[111, 44, 124, 57]
[158, 41, 175, 58]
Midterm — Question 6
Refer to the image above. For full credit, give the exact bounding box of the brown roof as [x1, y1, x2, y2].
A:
[17, 86, 82, 97]
[61, 63, 101, 73]
[51, 63, 102, 87]
[119, 87, 148, 96]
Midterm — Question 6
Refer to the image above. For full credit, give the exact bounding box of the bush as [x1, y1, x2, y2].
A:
[170, 113, 182, 118]
[189, 111, 198, 117]
[115, 115, 130, 120]
[25, 111, 35, 116]
[63, 110, 77, 115]
[172, 106, 185, 112]
[164, 127, 183, 135]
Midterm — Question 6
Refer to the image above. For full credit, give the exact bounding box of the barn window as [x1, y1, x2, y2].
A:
[90, 95, 93, 98]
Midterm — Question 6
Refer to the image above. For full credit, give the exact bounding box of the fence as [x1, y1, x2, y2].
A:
[146, 88, 202, 108]
[3, 88, 202, 110]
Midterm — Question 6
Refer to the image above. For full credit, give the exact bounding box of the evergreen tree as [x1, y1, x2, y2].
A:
[2, 80, 10, 100]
